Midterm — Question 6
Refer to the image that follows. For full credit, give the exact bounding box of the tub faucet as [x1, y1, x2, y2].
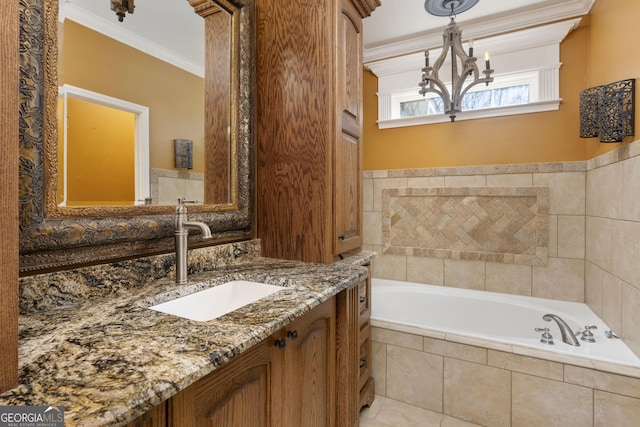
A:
[543, 314, 580, 346]
[175, 198, 212, 284]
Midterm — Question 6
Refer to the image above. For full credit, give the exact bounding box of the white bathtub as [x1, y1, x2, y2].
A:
[371, 278, 640, 369]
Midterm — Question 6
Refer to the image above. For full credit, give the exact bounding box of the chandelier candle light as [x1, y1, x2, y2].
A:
[419, 0, 494, 122]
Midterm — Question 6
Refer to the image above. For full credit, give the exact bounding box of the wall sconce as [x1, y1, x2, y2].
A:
[580, 79, 635, 143]
[111, 0, 134, 22]
[174, 139, 193, 170]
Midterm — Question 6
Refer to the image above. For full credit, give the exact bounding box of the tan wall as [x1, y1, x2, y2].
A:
[363, 0, 640, 170]
[585, 0, 640, 159]
[59, 20, 205, 173]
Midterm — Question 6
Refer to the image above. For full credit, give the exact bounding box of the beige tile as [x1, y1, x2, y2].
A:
[371, 341, 387, 396]
[512, 373, 593, 427]
[611, 219, 640, 289]
[548, 214, 558, 258]
[374, 177, 408, 212]
[585, 261, 604, 318]
[386, 345, 444, 412]
[586, 162, 623, 218]
[443, 358, 510, 427]
[407, 176, 445, 188]
[486, 173, 533, 187]
[360, 394, 386, 420]
[534, 171, 586, 215]
[595, 391, 640, 426]
[406, 256, 444, 285]
[444, 259, 486, 291]
[485, 262, 532, 296]
[557, 215, 585, 259]
[564, 365, 640, 399]
[185, 179, 204, 202]
[601, 271, 622, 335]
[358, 417, 391, 427]
[363, 177, 374, 212]
[372, 253, 407, 281]
[372, 327, 423, 351]
[621, 283, 640, 359]
[443, 175, 487, 187]
[440, 415, 483, 427]
[364, 211, 383, 246]
[586, 216, 612, 272]
[374, 397, 443, 427]
[423, 337, 487, 364]
[487, 350, 563, 380]
[532, 257, 584, 302]
[622, 155, 640, 222]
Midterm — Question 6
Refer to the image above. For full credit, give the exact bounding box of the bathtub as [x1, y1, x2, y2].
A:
[371, 278, 640, 369]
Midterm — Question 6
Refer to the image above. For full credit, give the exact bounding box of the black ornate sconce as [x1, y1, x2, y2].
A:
[174, 139, 193, 170]
[580, 79, 635, 143]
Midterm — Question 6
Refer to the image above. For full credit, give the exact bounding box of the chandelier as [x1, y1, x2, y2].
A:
[111, 0, 134, 22]
[419, 0, 494, 122]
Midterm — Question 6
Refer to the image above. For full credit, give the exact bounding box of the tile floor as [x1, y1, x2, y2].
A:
[359, 395, 482, 427]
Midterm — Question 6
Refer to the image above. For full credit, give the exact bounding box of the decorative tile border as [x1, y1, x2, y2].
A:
[382, 187, 549, 266]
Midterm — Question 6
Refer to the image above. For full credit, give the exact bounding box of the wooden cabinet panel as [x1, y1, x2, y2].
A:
[256, 0, 378, 263]
[336, 282, 361, 427]
[273, 298, 336, 427]
[169, 338, 273, 427]
[334, 0, 363, 256]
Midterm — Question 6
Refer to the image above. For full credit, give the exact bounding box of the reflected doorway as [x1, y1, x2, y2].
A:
[57, 84, 150, 206]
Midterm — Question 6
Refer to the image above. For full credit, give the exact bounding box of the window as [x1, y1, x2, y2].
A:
[365, 19, 580, 128]
[395, 72, 535, 119]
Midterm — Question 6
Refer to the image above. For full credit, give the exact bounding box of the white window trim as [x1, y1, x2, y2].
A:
[392, 69, 541, 119]
[57, 84, 150, 206]
[366, 19, 579, 129]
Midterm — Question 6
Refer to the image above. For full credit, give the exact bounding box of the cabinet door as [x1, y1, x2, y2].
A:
[334, 0, 363, 256]
[273, 298, 336, 427]
[169, 338, 273, 427]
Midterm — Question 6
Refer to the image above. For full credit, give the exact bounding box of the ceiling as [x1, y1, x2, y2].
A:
[363, 0, 550, 49]
[60, 0, 594, 75]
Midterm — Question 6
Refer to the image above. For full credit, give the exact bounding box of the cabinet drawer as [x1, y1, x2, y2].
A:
[358, 278, 371, 328]
[358, 321, 371, 391]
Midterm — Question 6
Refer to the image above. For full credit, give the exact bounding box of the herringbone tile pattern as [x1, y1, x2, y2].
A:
[382, 187, 549, 265]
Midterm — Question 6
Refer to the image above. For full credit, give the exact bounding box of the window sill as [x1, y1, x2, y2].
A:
[377, 99, 562, 129]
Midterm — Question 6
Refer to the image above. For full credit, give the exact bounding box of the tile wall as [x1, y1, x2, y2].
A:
[149, 168, 204, 205]
[585, 142, 640, 358]
[363, 162, 587, 302]
[372, 326, 640, 426]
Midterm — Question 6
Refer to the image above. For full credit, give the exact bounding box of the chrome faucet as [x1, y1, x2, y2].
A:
[543, 314, 580, 346]
[175, 198, 212, 284]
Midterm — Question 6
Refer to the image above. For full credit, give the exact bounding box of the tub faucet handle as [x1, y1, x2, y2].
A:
[579, 325, 598, 343]
[535, 327, 554, 345]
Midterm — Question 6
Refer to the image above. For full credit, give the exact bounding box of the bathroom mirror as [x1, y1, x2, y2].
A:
[18, 0, 255, 273]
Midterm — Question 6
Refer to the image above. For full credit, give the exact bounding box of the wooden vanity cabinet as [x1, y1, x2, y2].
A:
[168, 296, 336, 427]
[125, 402, 167, 427]
[256, 0, 380, 263]
[271, 296, 336, 426]
[358, 265, 375, 409]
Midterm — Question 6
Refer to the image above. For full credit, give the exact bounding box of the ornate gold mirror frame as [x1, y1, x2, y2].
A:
[18, 0, 255, 274]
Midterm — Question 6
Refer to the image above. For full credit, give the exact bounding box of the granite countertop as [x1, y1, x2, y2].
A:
[0, 242, 374, 426]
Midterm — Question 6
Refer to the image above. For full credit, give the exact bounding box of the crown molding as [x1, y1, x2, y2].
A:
[365, 18, 581, 77]
[364, 0, 595, 63]
[59, 3, 204, 78]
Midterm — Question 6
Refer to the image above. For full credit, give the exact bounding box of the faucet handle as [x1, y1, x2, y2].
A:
[535, 327, 554, 345]
[177, 198, 199, 206]
[579, 325, 597, 343]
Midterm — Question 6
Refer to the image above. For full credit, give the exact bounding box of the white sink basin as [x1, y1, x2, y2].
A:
[149, 280, 287, 321]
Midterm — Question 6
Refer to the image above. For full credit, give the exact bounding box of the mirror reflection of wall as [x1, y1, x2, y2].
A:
[57, 10, 205, 206]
